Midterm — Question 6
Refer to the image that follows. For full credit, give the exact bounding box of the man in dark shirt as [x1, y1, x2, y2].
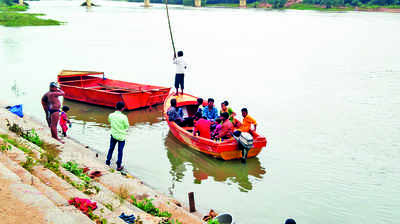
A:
[167, 98, 184, 126]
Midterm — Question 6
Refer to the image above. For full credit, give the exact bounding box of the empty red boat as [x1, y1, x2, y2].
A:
[58, 70, 171, 110]
[163, 93, 267, 160]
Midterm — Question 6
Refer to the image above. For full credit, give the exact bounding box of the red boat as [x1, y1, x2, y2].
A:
[57, 70, 170, 110]
[163, 93, 267, 160]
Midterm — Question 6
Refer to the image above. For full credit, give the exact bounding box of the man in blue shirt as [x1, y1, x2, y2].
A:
[202, 98, 218, 122]
[167, 98, 184, 126]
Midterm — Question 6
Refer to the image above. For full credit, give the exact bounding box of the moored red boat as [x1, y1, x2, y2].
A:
[163, 93, 267, 160]
[58, 70, 171, 110]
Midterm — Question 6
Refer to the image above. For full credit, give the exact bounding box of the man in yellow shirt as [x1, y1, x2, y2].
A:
[238, 108, 257, 132]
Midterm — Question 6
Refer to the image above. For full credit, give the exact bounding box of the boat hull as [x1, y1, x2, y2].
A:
[163, 93, 267, 160]
[58, 70, 170, 110]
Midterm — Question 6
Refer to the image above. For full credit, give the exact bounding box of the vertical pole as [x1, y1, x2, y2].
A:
[18, 0, 24, 6]
[144, 0, 150, 7]
[194, 0, 201, 7]
[86, 0, 92, 7]
[188, 192, 196, 212]
[239, 0, 246, 7]
[165, 0, 176, 57]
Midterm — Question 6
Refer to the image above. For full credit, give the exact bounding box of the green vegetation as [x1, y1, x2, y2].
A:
[0, 12, 62, 27]
[268, 0, 287, 8]
[207, 219, 221, 224]
[62, 161, 100, 195]
[0, 3, 62, 27]
[288, 3, 352, 10]
[131, 195, 172, 218]
[6, 119, 43, 148]
[0, 140, 11, 152]
[21, 156, 36, 172]
[105, 203, 114, 211]
[205, 1, 261, 7]
[62, 161, 92, 183]
[0, 134, 35, 157]
[0, 4, 28, 11]
[300, 0, 400, 9]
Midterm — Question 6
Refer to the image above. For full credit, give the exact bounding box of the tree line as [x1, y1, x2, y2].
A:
[301, 0, 400, 7]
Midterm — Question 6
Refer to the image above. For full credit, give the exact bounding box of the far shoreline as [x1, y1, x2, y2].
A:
[204, 3, 400, 13]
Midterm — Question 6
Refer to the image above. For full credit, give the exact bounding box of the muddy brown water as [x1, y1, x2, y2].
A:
[1, 1, 400, 223]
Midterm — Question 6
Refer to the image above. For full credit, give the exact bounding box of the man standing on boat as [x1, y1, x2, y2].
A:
[106, 102, 129, 171]
[173, 51, 187, 96]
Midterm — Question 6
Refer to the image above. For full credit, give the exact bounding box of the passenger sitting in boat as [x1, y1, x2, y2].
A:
[232, 118, 241, 129]
[215, 112, 233, 139]
[237, 108, 257, 132]
[220, 100, 236, 123]
[196, 98, 204, 114]
[193, 112, 211, 139]
[167, 99, 184, 126]
[183, 97, 205, 127]
[211, 118, 222, 139]
[202, 98, 218, 122]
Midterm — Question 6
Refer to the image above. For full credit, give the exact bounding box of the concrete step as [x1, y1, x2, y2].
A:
[0, 159, 94, 224]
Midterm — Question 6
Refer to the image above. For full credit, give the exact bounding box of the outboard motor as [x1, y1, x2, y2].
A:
[233, 131, 254, 163]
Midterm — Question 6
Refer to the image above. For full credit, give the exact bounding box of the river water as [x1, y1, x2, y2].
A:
[1, 1, 400, 223]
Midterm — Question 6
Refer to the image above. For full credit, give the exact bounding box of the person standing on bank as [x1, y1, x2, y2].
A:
[173, 51, 188, 96]
[41, 82, 65, 143]
[106, 102, 129, 171]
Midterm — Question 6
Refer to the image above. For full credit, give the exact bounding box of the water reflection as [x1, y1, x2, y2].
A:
[64, 99, 164, 126]
[164, 133, 266, 192]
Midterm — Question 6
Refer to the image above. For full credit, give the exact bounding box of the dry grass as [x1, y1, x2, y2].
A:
[117, 185, 129, 203]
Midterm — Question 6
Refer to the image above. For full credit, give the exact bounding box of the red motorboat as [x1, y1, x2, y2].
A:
[57, 70, 170, 110]
[163, 93, 267, 160]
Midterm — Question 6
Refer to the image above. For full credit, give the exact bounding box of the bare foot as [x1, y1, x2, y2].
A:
[56, 138, 65, 144]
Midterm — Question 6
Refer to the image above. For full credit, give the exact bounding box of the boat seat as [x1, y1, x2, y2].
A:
[85, 86, 102, 89]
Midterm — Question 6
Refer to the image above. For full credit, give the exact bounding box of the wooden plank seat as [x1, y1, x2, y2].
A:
[85, 86, 102, 89]
[182, 127, 193, 131]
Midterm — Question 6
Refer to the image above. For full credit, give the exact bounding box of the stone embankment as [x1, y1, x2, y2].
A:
[0, 103, 203, 224]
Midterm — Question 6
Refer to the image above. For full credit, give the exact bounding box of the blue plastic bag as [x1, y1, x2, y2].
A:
[8, 104, 24, 118]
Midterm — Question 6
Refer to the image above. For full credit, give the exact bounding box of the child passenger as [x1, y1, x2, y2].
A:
[212, 118, 222, 139]
[60, 106, 71, 137]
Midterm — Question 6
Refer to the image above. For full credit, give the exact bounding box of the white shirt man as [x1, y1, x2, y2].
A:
[173, 51, 188, 95]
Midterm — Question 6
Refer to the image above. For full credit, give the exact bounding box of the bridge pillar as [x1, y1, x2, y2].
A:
[18, 0, 23, 5]
[86, 0, 92, 7]
[194, 0, 201, 7]
[144, 0, 150, 7]
[239, 0, 246, 7]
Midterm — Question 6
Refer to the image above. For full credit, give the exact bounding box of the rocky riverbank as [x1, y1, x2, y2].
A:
[0, 103, 204, 224]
